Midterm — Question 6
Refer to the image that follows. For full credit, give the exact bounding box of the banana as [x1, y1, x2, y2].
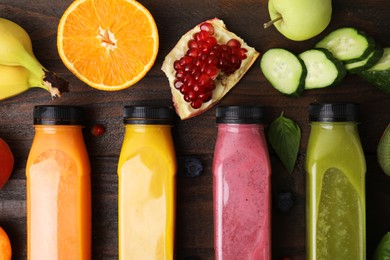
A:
[0, 17, 33, 54]
[0, 18, 69, 100]
[0, 64, 60, 100]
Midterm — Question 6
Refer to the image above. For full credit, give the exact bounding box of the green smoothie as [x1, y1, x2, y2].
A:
[305, 104, 366, 260]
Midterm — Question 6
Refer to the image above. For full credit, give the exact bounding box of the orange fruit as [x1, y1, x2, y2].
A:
[57, 0, 159, 91]
[0, 226, 12, 260]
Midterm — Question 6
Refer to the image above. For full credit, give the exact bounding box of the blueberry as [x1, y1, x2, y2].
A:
[178, 156, 204, 178]
[275, 191, 294, 213]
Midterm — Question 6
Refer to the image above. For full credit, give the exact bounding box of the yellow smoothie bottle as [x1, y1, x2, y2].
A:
[26, 105, 91, 260]
[305, 103, 366, 260]
[118, 106, 176, 260]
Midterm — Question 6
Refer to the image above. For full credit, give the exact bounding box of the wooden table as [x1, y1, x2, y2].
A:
[0, 0, 389, 259]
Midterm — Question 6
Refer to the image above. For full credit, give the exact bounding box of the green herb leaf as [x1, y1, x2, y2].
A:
[267, 113, 301, 173]
[374, 232, 390, 260]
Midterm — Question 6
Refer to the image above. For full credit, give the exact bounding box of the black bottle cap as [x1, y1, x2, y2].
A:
[216, 106, 265, 124]
[123, 106, 175, 125]
[309, 103, 359, 122]
[33, 105, 84, 125]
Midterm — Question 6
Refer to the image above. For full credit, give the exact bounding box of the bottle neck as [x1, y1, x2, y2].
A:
[124, 124, 172, 133]
[217, 123, 264, 133]
[34, 125, 83, 134]
[310, 121, 358, 130]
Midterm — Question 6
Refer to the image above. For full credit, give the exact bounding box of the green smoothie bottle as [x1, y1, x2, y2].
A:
[305, 103, 366, 260]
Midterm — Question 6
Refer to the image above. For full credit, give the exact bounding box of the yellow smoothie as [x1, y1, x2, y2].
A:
[118, 106, 176, 260]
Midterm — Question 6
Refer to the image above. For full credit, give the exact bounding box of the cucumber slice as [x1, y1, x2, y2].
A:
[359, 47, 390, 94]
[315, 27, 376, 63]
[345, 46, 384, 73]
[299, 48, 346, 89]
[260, 48, 306, 96]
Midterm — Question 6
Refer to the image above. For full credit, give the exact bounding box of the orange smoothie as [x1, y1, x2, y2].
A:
[26, 106, 91, 260]
[118, 106, 176, 260]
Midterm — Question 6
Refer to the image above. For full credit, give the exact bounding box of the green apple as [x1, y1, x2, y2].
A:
[265, 0, 332, 41]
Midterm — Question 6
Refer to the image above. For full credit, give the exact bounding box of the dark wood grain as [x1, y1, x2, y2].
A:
[0, 0, 390, 259]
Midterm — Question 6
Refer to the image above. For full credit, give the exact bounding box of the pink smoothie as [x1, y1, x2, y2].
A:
[213, 123, 271, 260]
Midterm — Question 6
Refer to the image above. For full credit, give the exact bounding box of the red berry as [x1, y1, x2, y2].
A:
[237, 48, 248, 60]
[227, 39, 241, 49]
[187, 39, 198, 49]
[191, 99, 203, 109]
[199, 22, 214, 35]
[91, 124, 105, 137]
[174, 80, 184, 89]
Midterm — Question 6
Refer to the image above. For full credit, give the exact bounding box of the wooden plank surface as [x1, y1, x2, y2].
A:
[0, 0, 389, 259]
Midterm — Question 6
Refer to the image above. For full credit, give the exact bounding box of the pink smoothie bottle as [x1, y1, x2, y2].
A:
[212, 106, 271, 260]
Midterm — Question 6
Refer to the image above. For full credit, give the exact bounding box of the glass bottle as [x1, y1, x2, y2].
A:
[26, 105, 91, 260]
[305, 103, 366, 260]
[212, 106, 271, 260]
[117, 106, 176, 260]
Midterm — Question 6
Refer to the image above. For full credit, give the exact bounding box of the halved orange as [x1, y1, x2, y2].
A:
[57, 0, 159, 91]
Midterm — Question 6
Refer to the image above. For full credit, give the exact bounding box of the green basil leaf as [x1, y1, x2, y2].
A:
[267, 113, 301, 174]
[374, 232, 390, 260]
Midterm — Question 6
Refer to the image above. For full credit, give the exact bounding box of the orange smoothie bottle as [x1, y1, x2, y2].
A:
[26, 105, 91, 260]
[117, 106, 176, 260]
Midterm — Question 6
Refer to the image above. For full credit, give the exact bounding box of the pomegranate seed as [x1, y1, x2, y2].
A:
[218, 59, 228, 69]
[188, 91, 198, 101]
[200, 43, 212, 53]
[191, 99, 203, 109]
[206, 55, 219, 66]
[205, 65, 218, 78]
[175, 69, 184, 79]
[190, 66, 200, 76]
[198, 73, 210, 86]
[237, 48, 248, 60]
[221, 44, 231, 53]
[91, 124, 105, 137]
[199, 92, 212, 102]
[183, 73, 193, 83]
[205, 37, 217, 46]
[184, 95, 191, 103]
[174, 60, 182, 70]
[188, 39, 198, 49]
[187, 77, 195, 88]
[193, 84, 201, 92]
[230, 55, 241, 67]
[187, 48, 199, 58]
[227, 39, 241, 49]
[193, 58, 202, 67]
[174, 80, 184, 89]
[194, 31, 210, 42]
[180, 84, 190, 94]
[192, 83, 200, 92]
[179, 56, 193, 66]
[199, 22, 214, 35]
[199, 63, 207, 73]
[200, 30, 210, 41]
[200, 53, 208, 61]
[205, 81, 216, 91]
[193, 72, 201, 80]
[184, 64, 192, 72]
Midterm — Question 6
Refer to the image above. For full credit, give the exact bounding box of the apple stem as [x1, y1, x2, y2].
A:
[263, 16, 282, 29]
